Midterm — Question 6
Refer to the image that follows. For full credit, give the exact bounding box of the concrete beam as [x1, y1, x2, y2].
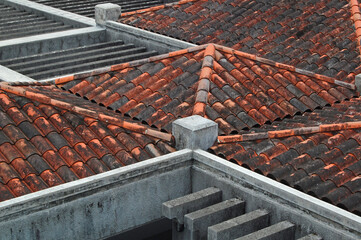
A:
[235, 221, 295, 240]
[162, 187, 222, 225]
[172, 115, 218, 150]
[184, 198, 245, 240]
[0, 27, 105, 60]
[105, 21, 196, 54]
[208, 209, 270, 240]
[2, 0, 95, 27]
[95, 3, 121, 26]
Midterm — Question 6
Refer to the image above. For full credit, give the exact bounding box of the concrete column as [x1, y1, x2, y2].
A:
[172, 115, 218, 150]
[95, 3, 121, 26]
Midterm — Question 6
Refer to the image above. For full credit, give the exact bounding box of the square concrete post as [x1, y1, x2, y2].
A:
[356, 74, 361, 94]
[172, 115, 218, 150]
[95, 3, 122, 26]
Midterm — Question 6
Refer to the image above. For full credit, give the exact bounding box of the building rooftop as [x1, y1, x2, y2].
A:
[0, 0, 361, 238]
[33, 43, 360, 216]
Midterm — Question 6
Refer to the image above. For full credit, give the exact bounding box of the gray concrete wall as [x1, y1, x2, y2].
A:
[0, 27, 105, 60]
[1, 0, 95, 27]
[105, 21, 196, 54]
[0, 150, 193, 240]
[192, 150, 361, 240]
[0, 149, 360, 240]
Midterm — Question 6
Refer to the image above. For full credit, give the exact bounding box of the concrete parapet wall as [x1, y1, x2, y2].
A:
[105, 21, 196, 54]
[0, 27, 105, 60]
[0, 149, 360, 240]
[0, 150, 193, 240]
[1, 0, 95, 27]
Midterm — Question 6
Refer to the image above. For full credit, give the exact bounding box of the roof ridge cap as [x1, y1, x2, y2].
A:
[193, 44, 215, 116]
[213, 44, 356, 90]
[349, 0, 361, 55]
[218, 121, 361, 143]
[120, 0, 198, 17]
[0, 83, 173, 142]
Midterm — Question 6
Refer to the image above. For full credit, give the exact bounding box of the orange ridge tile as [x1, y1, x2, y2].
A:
[0, 83, 172, 142]
[218, 120, 361, 143]
[203, 44, 216, 58]
[349, 0, 361, 57]
[192, 102, 206, 116]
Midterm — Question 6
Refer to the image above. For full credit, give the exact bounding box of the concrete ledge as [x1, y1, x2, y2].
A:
[2, 0, 95, 27]
[0, 65, 35, 83]
[105, 21, 196, 54]
[0, 149, 193, 220]
[0, 27, 105, 60]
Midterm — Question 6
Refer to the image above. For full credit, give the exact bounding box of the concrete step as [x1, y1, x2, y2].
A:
[208, 209, 270, 240]
[162, 187, 222, 226]
[297, 234, 323, 240]
[19, 46, 148, 74]
[26, 50, 158, 79]
[235, 221, 296, 240]
[0, 21, 67, 35]
[0, 25, 73, 41]
[0, 15, 43, 25]
[0, 40, 124, 65]
[0, 17, 50, 29]
[7, 44, 133, 70]
[0, 3, 75, 40]
[184, 198, 245, 240]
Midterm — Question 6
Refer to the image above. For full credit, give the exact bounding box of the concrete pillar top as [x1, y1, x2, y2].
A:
[172, 115, 218, 150]
[95, 3, 121, 26]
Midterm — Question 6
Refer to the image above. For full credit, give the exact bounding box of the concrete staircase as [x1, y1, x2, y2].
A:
[30, 0, 164, 17]
[0, 3, 74, 40]
[162, 187, 323, 240]
[0, 40, 157, 80]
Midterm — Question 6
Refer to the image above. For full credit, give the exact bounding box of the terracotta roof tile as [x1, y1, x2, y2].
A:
[119, 0, 361, 81]
[212, 97, 361, 215]
[0, 82, 174, 202]
[56, 44, 356, 136]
